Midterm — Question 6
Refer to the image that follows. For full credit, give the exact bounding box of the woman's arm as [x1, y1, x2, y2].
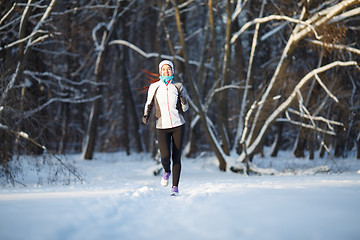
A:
[142, 84, 156, 124]
[179, 84, 189, 112]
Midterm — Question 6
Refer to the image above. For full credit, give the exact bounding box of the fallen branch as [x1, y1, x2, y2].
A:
[0, 123, 84, 184]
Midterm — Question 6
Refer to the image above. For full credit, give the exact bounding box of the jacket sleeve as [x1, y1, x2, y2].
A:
[179, 84, 189, 112]
[142, 84, 156, 124]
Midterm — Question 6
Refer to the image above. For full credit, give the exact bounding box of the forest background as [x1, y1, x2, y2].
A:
[1, 0, 359, 184]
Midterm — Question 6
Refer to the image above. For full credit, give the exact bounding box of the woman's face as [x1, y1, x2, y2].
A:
[161, 64, 172, 76]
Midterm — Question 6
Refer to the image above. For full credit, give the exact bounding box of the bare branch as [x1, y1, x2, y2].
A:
[24, 70, 105, 87]
[314, 73, 339, 103]
[329, 7, 360, 23]
[214, 84, 249, 93]
[26, 0, 57, 49]
[294, 0, 359, 42]
[238, 60, 358, 162]
[109, 39, 200, 67]
[234, 0, 266, 152]
[242, 0, 358, 149]
[306, 39, 360, 56]
[0, 30, 48, 51]
[231, 0, 249, 21]
[287, 108, 344, 128]
[23, 96, 102, 119]
[0, 0, 58, 106]
[231, 14, 322, 44]
[278, 113, 336, 136]
[0, 3, 16, 25]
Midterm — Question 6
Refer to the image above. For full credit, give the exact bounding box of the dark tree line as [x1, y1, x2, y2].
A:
[1, 0, 359, 182]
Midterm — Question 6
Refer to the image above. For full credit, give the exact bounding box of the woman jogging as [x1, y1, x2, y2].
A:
[142, 60, 189, 196]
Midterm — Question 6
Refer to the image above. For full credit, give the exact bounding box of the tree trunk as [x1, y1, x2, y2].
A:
[233, 0, 266, 153]
[59, 0, 77, 154]
[172, 0, 227, 170]
[121, 55, 130, 155]
[82, 28, 106, 160]
[59, 103, 69, 154]
[294, 128, 306, 158]
[83, 86, 102, 159]
[309, 132, 315, 160]
[121, 17, 143, 153]
[125, 66, 144, 153]
[270, 121, 283, 157]
[185, 123, 200, 158]
[0, 129, 13, 164]
[209, 0, 231, 155]
[357, 134, 360, 159]
[83, 2, 122, 159]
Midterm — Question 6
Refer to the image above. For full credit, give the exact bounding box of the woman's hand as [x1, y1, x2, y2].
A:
[142, 115, 149, 125]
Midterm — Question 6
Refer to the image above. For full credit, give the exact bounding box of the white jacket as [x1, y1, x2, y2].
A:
[143, 80, 189, 129]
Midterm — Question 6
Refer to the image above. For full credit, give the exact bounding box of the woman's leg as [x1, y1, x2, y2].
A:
[157, 129, 171, 173]
[171, 125, 185, 187]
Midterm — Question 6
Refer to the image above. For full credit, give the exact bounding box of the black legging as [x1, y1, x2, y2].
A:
[157, 125, 185, 187]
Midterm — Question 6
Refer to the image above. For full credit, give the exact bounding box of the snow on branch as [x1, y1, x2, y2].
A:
[0, 2, 16, 25]
[109, 40, 200, 67]
[0, 29, 49, 51]
[0, 0, 57, 106]
[240, 95, 281, 145]
[295, 0, 358, 41]
[231, 14, 322, 44]
[110, 40, 158, 58]
[92, 23, 107, 51]
[233, 0, 359, 44]
[213, 84, 249, 93]
[306, 39, 360, 56]
[231, 0, 249, 21]
[239, 60, 358, 163]
[23, 95, 102, 119]
[286, 108, 344, 129]
[16, 2, 49, 9]
[259, 1, 334, 42]
[51, 4, 119, 16]
[23, 70, 105, 99]
[26, 0, 57, 49]
[234, 0, 266, 152]
[24, 70, 106, 87]
[329, 7, 360, 23]
[31, 33, 51, 45]
[242, 1, 359, 150]
[278, 112, 336, 136]
[163, 0, 196, 16]
[314, 73, 339, 103]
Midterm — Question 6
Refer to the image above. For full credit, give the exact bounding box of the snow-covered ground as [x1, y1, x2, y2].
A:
[1, 151, 360, 240]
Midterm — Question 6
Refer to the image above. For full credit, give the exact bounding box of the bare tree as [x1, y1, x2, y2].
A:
[82, 1, 123, 160]
[231, 0, 360, 172]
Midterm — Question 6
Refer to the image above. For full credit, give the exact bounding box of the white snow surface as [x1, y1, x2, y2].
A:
[1, 151, 360, 240]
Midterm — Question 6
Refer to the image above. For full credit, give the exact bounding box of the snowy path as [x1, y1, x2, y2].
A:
[1, 153, 360, 240]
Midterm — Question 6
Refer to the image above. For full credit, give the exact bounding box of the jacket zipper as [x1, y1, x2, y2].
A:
[167, 87, 174, 128]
